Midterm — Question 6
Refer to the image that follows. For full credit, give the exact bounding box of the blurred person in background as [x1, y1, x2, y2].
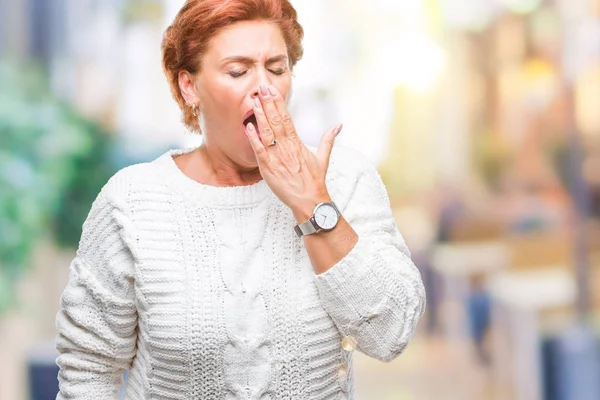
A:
[53, 0, 426, 398]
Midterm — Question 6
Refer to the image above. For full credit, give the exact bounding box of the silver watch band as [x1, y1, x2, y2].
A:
[294, 217, 319, 237]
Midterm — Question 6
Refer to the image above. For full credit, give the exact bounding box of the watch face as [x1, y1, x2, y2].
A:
[314, 203, 339, 230]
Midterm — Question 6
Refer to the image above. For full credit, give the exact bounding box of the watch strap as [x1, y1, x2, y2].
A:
[294, 217, 319, 237]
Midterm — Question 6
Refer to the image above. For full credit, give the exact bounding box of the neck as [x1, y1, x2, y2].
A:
[196, 143, 262, 187]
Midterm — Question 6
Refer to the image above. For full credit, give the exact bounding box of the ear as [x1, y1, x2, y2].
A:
[178, 70, 200, 106]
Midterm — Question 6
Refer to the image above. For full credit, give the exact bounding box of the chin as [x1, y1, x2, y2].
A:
[239, 147, 259, 168]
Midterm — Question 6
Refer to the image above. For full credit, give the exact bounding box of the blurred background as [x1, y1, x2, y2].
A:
[1, 0, 600, 399]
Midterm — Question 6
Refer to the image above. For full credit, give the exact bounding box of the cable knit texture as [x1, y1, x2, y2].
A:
[55, 145, 426, 399]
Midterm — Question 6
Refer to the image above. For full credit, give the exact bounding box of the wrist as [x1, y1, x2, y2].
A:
[291, 193, 332, 223]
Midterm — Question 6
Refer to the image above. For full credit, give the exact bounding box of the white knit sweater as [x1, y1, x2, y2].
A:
[55, 145, 425, 400]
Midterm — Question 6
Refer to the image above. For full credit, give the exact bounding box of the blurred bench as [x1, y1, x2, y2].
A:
[486, 230, 578, 400]
[488, 268, 576, 400]
[431, 241, 509, 341]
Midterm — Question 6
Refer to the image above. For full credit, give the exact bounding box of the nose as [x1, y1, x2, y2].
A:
[250, 84, 268, 99]
[250, 71, 272, 99]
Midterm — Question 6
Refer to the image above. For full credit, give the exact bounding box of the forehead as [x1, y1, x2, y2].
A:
[206, 20, 287, 60]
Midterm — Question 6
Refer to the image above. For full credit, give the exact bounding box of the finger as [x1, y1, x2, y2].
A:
[317, 123, 343, 169]
[268, 85, 298, 141]
[252, 97, 276, 148]
[259, 84, 286, 140]
[245, 122, 270, 165]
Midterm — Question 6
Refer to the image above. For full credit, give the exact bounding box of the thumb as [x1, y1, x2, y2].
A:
[316, 123, 343, 168]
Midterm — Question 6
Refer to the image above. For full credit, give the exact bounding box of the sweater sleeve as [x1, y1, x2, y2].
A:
[314, 151, 426, 362]
[55, 174, 138, 399]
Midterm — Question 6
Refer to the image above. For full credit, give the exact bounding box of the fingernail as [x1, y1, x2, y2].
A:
[260, 85, 269, 96]
[253, 98, 261, 108]
[334, 123, 343, 136]
[247, 122, 255, 132]
[268, 85, 278, 96]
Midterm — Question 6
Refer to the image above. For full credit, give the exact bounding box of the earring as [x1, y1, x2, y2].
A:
[191, 103, 198, 117]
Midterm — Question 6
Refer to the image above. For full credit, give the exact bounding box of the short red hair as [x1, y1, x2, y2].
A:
[161, 0, 304, 133]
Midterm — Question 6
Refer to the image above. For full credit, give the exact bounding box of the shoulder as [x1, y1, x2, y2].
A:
[306, 144, 376, 180]
[307, 144, 383, 207]
[328, 145, 377, 178]
[95, 150, 173, 210]
[79, 162, 155, 230]
[99, 162, 157, 203]
[326, 145, 380, 187]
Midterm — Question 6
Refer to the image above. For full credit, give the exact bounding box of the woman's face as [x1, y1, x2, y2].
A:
[186, 20, 292, 168]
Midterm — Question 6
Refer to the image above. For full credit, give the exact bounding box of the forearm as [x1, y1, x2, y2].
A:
[291, 194, 358, 275]
[313, 236, 425, 362]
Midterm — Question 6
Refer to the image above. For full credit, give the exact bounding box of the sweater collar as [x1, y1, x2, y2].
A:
[153, 147, 273, 207]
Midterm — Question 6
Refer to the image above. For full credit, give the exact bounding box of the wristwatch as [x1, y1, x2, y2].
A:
[294, 202, 341, 237]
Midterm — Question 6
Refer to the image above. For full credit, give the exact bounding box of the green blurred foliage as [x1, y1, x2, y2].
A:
[0, 61, 115, 314]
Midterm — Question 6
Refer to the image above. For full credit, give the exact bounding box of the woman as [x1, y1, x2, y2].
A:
[55, 0, 426, 398]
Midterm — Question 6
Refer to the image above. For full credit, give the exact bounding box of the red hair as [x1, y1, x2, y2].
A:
[161, 0, 304, 133]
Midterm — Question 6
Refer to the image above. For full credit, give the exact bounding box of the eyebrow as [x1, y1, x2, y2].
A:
[220, 54, 288, 65]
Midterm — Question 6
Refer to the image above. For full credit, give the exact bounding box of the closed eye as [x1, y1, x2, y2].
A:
[228, 71, 247, 78]
[228, 69, 287, 78]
